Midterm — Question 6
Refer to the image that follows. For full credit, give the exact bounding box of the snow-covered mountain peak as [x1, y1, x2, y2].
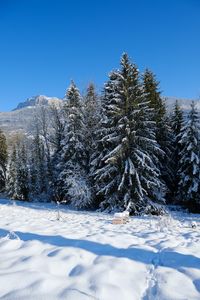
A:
[13, 95, 63, 111]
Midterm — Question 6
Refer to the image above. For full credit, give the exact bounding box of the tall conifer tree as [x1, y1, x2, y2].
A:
[6, 144, 17, 198]
[7, 142, 29, 200]
[83, 83, 101, 205]
[0, 129, 8, 191]
[177, 102, 200, 211]
[29, 129, 47, 197]
[171, 100, 184, 199]
[143, 69, 173, 199]
[16, 143, 29, 200]
[84, 83, 100, 170]
[55, 81, 91, 207]
[94, 54, 164, 214]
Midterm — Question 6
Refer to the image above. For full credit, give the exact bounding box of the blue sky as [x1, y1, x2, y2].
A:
[0, 0, 200, 111]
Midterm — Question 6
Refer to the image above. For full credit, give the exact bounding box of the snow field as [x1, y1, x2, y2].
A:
[0, 199, 200, 300]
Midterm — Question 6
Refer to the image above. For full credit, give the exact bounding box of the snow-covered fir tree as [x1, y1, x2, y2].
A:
[89, 92, 110, 208]
[94, 54, 165, 214]
[55, 81, 91, 208]
[177, 102, 200, 211]
[0, 129, 8, 191]
[35, 106, 52, 192]
[84, 83, 100, 171]
[29, 129, 47, 198]
[171, 100, 184, 137]
[143, 69, 166, 127]
[171, 100, 184, 199]
[83, 83, 101, 206]
[7, 142, 29, 200]
[50, 104, 65, 155]
[143, 69, 173, 200]
[6, 144, 17, 198]
[49, 104, 65, 198]
[157, 116, 174, 200]
[16, 143, 29, 200]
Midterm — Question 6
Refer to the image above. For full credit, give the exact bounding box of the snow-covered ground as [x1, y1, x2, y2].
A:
[0, 199, 200, 300]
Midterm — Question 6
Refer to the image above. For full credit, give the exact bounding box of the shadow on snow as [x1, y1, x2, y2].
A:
[0, 228, 200, 270]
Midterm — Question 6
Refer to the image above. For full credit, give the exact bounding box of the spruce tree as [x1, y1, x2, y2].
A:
[7, 142, 29, 200]
[94, 54, 165, 214]
[49, 104, 65, 199]
[35, 106, 53, 193]
[171, 100, 184, 137]
[6, 144, 18, 198]
[84, 83, 100, 170]
[171, 100, 184, 199]
[0, 129, 8, 191]
[177, 102, 200, 211]
[16, 143, 29, 200]
[89, 92, 110, 208]
[143, 69, 173, 199]
[143, 69, 166, 127]
[158, 115, 174, 200]
[55, 81, 91, 208]
[29, 130, 47, 198]
[50, 104, 65, 154]
[83, 83, 101, 205]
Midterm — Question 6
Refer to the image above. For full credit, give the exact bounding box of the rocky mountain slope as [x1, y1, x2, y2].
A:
[0, 95, 62, 136]
[13, 95, 62, 111]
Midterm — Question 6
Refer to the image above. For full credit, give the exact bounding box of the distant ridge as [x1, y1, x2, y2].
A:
[13, 95, 63, 111]
[0, 95, 63, 136]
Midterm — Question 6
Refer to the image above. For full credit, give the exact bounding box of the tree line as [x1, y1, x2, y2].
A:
[0, 53, 200, 214]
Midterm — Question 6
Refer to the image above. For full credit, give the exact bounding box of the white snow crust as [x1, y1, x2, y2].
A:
[0, 199, 200, 300]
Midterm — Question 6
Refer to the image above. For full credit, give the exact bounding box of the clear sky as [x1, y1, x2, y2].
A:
[0, 0, 200, 111]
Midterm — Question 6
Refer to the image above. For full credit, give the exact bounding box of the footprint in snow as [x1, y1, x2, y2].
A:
[47, 249, 61, 257]
[7, 231, 20, 240]
[69, 264, 85, 277]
